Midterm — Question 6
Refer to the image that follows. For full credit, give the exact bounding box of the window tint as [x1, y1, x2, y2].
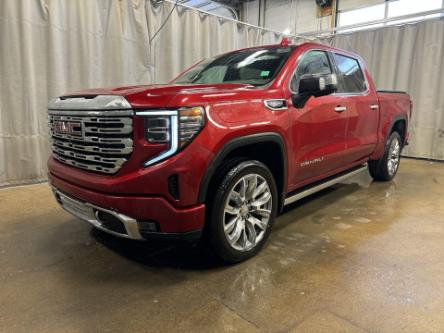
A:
[290, 51, 332, 92]
[173, 47, 294, 86]
[333, 54, 367, 93]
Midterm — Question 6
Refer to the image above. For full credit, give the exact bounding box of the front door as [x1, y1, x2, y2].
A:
[288, 50, 349, 187]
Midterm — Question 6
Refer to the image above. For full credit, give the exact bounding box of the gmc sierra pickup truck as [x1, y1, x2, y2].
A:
[48, 40, 411, 262]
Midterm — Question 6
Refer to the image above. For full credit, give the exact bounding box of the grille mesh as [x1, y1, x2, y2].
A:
[48, 113, 133, 174]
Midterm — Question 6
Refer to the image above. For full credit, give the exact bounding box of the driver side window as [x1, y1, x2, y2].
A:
[290, 50, 332, 93]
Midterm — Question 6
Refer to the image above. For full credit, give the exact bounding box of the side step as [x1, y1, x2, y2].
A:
[284, 164, 368, 206]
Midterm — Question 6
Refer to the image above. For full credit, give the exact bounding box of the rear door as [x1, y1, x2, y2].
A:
[288, 50, 349, 187]
[331, 53, 379, 163]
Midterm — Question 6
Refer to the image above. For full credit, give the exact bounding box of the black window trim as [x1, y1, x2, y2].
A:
[329, 51, 370, 96]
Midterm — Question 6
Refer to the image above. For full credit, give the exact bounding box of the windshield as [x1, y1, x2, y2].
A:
[172, 47, 295, 86]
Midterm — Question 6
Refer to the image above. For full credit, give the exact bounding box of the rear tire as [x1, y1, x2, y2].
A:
[207, 160, 278, 263]
[369, 132, 402, 181]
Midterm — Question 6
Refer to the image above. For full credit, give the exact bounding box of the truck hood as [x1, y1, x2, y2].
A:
[65, 83, 257, 109]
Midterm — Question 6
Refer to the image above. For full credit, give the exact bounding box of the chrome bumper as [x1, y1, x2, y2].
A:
[51, 187, 143, 240]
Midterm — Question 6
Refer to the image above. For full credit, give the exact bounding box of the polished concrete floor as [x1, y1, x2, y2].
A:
[1, 158, 443, 332]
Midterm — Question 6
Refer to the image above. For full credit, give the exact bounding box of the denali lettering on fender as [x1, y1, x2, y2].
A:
[300, 157, 324, 167]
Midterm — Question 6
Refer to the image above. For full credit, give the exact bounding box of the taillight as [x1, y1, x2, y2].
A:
[137, 107, 205, 166]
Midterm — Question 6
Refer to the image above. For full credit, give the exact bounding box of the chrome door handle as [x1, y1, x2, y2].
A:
[370, 104, 379, 110]
[334, 106, 347, 112]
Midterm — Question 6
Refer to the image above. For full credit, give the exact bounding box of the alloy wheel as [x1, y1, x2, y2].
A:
[223, 174, 272, 251]
[387, 137, 401, 176]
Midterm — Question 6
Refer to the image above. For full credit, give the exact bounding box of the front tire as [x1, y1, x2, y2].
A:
[369, 132, 402, 181]
[208, 160, 278, 263]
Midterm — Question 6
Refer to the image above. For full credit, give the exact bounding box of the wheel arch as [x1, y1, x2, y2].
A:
[198, 132, 288, 211]
[389, 116, 407, 145]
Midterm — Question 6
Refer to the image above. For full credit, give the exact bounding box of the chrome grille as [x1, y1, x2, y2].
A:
[48, 113, 133, 174]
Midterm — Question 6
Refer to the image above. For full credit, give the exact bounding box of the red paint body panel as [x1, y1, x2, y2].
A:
[369, 92, 411, 160]
[49, 173, 205, 233]
[47, 42, 411, 236]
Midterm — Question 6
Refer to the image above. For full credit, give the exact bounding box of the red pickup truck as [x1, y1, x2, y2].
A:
[48, 41, 411, 262]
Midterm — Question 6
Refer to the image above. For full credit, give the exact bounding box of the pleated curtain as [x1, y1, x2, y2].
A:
[0, 0, 443, 186]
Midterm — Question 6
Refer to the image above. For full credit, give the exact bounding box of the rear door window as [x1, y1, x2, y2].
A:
[332, 54, 367, 93]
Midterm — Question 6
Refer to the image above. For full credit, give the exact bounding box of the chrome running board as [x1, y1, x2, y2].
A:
[284, 164, 368, 206]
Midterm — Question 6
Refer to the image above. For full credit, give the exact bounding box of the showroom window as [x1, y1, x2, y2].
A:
[338, 3, 386, 31]
[387, 0, 443, 24]
[337, 0, 444, 31]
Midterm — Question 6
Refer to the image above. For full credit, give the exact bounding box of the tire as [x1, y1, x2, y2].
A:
[368, 131, 402, 181]
[207, 160, 278, 263]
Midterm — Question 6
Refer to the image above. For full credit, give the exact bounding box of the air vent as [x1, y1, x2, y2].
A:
[168, 174, 180, 199]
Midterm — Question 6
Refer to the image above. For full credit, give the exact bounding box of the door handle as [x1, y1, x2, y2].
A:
[334, 106, 347, 112]
[370, 104, 379, 110]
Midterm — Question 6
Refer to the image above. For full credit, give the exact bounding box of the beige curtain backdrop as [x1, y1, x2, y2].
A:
[0, 0, 287, 187]
[328, 20, 444, 161]
[0, 1, 442, 186]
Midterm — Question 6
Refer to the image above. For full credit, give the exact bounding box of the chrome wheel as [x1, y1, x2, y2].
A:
[223, 174, 272, 251]
[387, 137, 401, 176]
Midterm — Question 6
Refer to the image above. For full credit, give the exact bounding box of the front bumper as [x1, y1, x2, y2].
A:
[49, 172, 205, 241]
[52, 187, 144, 239]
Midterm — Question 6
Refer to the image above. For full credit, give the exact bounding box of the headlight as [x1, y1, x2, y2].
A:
[179, 106, 205, 146]
[145, 116, 171, 143]
[138, 107, 205, 166]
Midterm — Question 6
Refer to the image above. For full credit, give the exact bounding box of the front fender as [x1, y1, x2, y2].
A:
[197, 132, 288, 207]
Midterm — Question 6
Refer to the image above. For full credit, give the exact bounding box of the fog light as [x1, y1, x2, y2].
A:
[138, 220, 159, 232]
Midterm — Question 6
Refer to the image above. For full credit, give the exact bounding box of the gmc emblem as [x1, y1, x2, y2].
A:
[52, 121, 83, 137]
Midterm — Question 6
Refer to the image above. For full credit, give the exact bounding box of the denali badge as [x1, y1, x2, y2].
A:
[300, 157, 324, 167]
[52, 121, 82, 137]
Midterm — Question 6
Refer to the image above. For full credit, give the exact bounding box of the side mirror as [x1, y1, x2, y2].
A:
[292, 73, 338, 108]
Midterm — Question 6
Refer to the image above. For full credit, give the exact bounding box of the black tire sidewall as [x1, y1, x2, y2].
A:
[209, 160, 278, 263]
